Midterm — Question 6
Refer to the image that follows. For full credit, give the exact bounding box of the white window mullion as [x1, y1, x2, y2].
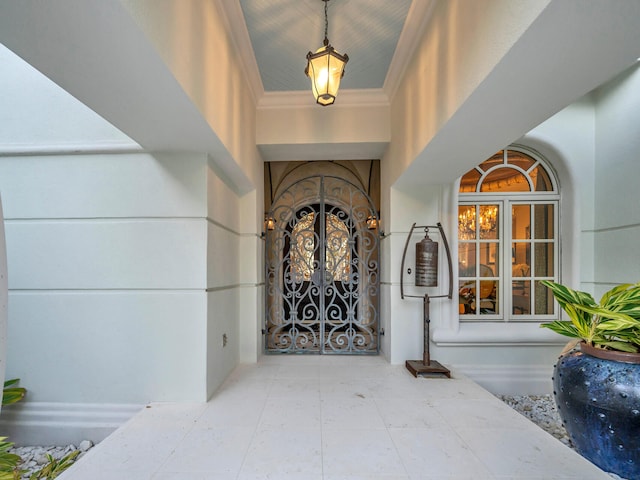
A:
[504, 199, 512, 321]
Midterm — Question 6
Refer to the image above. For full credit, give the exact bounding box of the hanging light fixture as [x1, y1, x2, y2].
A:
[305, 0, 349, 106]
[458, 205, 498, 240]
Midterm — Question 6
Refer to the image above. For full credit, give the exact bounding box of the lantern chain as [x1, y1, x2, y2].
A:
[323, 0, 329, 45]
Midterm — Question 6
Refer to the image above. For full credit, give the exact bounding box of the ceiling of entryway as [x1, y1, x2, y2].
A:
[237, 0, 412, 92]
[221, 0, 432, 101]
[2, 1, 640, 193]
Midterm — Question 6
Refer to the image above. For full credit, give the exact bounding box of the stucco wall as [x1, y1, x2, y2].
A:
[117, 1, 266, 375]
[0, 42, 250, 444]
[374, 0, 640, 393]
[382, 95, 604, 394]
[593, 63, 640, 297]
[519, 97, 596, 293]
[0, 152, 210, 404]
[206, 159, 242, 397]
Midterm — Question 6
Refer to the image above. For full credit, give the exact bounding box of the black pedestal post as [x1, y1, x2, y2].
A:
[405, 293, 451, 378]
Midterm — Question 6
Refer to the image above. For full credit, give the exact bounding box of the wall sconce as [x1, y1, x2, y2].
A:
[366, 214, 379, 230]
[265, 216, 276, 231]
[261, 215, 276, 238]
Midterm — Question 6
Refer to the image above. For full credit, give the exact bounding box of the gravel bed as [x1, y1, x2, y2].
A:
[8, 440, 93, 479]
[499, 394, 628, 480]
[498, 394, 572, 445]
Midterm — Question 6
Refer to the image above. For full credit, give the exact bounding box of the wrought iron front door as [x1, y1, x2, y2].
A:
[265, 176, 379, 354]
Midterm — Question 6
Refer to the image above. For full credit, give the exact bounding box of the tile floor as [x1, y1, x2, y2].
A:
[58, 355, 611, 479]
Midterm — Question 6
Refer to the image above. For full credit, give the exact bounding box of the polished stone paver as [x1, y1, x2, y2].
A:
[59, 355, 610, 480]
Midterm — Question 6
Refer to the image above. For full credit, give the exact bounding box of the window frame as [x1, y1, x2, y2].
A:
[458, 148, 560, 323]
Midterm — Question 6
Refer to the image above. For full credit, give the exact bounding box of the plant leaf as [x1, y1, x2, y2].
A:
[576, 305, 639, 327]
[598, 340, 640, 353]
[2, 388, 26, 406]
[540, 280, 640, 351]
[2, 379, 26, 406]
[29, 450, 80, 480]
[595, 318, 640, 332]
[600, 283, 633, 305]
[603, 284, 640, 319]
[563, 303, 594, 339]
[0, 436, 22, 480]
[2, 379, 19, 389]
[540, 281, 597, 308]
[540, 320, 581, 338]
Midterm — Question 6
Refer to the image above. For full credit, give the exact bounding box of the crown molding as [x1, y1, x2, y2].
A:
[216, 0, 264, 105]
[257, 88, 390, 110]
[383, 0, 437, 102]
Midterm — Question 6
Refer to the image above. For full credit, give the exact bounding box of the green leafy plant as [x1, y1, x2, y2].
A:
[2, 379, 26, 406]
[2, 379, 80, 479]
[1, 380, 26, 479]
[29, 451, 80, 480]
[0, 437, 24, 480]
[540, 280, 640, 353]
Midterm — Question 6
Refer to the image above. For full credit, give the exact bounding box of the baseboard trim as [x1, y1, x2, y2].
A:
[0, 402, 142, 446]
[453, 364, 554, 396]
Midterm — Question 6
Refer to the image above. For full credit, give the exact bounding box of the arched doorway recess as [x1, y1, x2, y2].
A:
[264, 175, 380, 354]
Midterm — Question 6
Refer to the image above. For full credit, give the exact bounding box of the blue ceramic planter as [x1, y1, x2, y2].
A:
[553, 343, 640, 479]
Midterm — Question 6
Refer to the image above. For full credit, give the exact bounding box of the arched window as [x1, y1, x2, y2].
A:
[458, 148, 559, 321]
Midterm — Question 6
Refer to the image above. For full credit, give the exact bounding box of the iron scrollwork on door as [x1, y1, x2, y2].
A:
[264, 176, 380, 354]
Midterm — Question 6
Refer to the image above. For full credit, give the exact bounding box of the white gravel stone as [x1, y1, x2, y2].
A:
[8, 441, 93, 480]
[78, 439, 93, 452]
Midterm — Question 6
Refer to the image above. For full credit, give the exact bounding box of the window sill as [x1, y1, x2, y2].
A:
[432, 322, 566, 346]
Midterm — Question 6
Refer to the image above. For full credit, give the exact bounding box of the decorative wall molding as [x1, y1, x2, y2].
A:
[0, 402, 142, 446]
[0, 142, 142, 156]
[432, 323, 566, 347]
[586, 222, 640, 233]
[454, 364, 554, 396]
[257, 89, 389, 109]
[206, 217, 243, 237]
[205, 285, 242, 293]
